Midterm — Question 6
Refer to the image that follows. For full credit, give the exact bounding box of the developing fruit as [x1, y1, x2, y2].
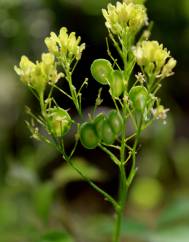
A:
[80, 122, 99, 149]
[101, 120, 116, 145]
[108, 110, 123, 135]
[110, 70, 125, 97]
[90, 59, 112, 85]
[94, 113, 106, 139]
[47, 107, 72, 137]
[129, 86, 148, 112]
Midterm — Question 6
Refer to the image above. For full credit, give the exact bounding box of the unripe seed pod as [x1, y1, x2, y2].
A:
[108, 110, 123, 135]
[80, 122, 99, 149]
[94, 113, 106, 139]
[110, 70, 125, 97]
[129, 86, 148, 112]
[90, 59, 113, 85]
[101, 120, 116, 145]
[47, 107, 72, 137]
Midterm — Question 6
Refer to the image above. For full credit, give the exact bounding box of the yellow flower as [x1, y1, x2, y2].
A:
[41, 53, 63, 84]
[102, 1, 148, 35]
[14, 56, 35, 85]
[45, 32, 59, 54]
[14, 53, 62, 93]
[161, 58, 177, 78]
[133, 40, 176, 77]
[45, 27, 85, 61]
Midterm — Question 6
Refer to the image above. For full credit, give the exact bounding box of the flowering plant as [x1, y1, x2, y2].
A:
[15, 1, 176, 241]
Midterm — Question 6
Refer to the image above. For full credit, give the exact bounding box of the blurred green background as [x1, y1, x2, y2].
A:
[0, 0, 189, 242]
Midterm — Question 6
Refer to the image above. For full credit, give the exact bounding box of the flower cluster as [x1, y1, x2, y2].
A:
[45, 27, 85, 62]
[14, 53, 61, 94]
[102, 1, 148, 35]
[133, 40, 177, 78]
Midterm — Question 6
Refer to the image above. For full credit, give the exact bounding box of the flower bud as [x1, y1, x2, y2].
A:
[14, 56, 35, 85]
[44, 32, 59, 55]
[161, 58, 177, 78]
[42, 53, 55, 66]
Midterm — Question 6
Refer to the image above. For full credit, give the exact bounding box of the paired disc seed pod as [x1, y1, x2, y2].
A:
[90, 59, 125, 98]
[129, 86, 148, 112]
[79, 110, 123, 149]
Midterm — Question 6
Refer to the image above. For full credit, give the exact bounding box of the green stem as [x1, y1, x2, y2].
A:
[66, 69, 82, 116]
[127, 114, 143, 186]
[98, 144, 120, 165]
[114, 163, 127, 242]
[39, 92, 46, 117]
[113, 103, 128, 242]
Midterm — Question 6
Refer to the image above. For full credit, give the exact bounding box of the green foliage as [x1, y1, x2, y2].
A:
[33, 182, 55, 221]
[38, 231, 74, 242]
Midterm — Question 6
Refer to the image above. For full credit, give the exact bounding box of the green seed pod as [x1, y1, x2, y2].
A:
[129, 86, 148, 112]
[110, 70, 125, 97]
[90, 59, 113, 85]
[80, 122, 99, 149]
[108, 110, 123, 135]
[47, 107, 72, 137]
[101, 120, 116, 145]
[94, 113, 106, 139]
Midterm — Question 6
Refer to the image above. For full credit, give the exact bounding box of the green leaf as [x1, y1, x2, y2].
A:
[33, 182, 55, 221]
[157, 198, 189, 226]
[148, 226, 189, 242]
[53, 157, 106, 187]
[38, 231, 74, 242]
